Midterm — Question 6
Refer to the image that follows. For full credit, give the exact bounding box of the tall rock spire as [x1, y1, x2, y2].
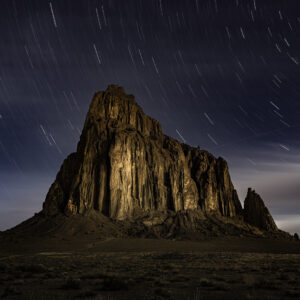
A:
[244, 188, 278, 231]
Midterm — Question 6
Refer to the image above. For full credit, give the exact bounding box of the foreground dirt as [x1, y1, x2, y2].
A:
[0, 238, 300, 299]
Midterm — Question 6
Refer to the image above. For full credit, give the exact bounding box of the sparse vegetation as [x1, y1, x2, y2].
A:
[98, 276, 128, 291]
[0, 263, 7, 271]
[61, 277, 81, 290]
[2, 285, 21, 297]
[0, 239, 299, 299]
[16, 263, 48, 273]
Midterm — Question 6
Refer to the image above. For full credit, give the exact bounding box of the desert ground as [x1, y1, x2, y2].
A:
[0, 237, 300, 299]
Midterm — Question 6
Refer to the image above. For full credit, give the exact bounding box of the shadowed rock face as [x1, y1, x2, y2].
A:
[244, 188, 278, 231]
[42, 85, 243, 220]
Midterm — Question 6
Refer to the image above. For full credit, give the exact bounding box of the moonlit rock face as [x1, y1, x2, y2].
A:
[43, 85, 243, 219]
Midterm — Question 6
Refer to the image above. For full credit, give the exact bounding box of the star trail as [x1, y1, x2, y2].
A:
[0, 0, 300, 232]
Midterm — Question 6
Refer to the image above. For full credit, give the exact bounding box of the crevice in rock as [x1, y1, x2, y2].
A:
[164, 170, 174, 211]
[93, 156, 100, 211]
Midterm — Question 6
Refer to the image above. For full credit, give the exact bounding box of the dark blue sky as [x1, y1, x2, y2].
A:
[0, 0, 300, 233]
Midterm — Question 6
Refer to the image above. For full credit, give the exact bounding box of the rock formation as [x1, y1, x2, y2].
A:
[39, 85, 281, 238]
[244, 188, 278, 231]
[43, 85, 242, 221]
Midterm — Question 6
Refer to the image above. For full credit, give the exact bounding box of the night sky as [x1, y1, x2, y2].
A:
[1, 0, 300, 233]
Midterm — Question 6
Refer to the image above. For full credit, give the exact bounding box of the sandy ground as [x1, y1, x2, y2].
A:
[0, 237, 300, 299]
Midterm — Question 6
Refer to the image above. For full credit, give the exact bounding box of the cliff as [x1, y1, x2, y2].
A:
[43, 85, 243, 221]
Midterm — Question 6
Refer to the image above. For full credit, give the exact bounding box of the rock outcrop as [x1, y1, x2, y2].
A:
[40, 84, 281, 237]
[244, 188, 278, 231]
[43, 85, 242, 221]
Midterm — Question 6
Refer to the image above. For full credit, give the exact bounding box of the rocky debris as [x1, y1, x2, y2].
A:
[43, 85, 243, 221]
[244, 188, 278, 232]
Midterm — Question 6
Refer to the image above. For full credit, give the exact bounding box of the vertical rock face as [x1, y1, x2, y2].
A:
[43, 85, 243, 220]
[183, 146, 242, 217]
[244, 188, 278, 231]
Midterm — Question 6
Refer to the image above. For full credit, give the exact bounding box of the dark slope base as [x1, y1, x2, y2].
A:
[0, 209, 292, 252]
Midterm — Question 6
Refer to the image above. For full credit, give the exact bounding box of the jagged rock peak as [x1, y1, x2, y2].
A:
[43, 85, 243, 221]
[244, 188, 278, 232]
[81, 84, 163, 140]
